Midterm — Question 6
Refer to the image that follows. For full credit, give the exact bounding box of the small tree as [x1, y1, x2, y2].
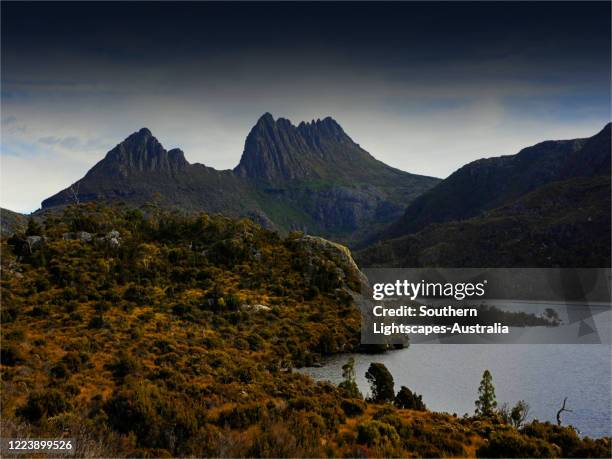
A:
[365, 363, 394, 403]
[510, 400, 530, 427]
[499, 400, 530, 427]
[339, 357, 362, 399]
[394, 386, 426, 411]
[475, 369, 497, 416]
[25, 218, 42, 236]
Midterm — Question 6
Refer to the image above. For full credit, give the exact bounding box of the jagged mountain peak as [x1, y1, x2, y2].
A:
[234, 113, 359, 181]
[112, 127, 158, 148]
[298, 116, 341, 128]
[118, 127, 155, 145]
[252, 113, 345, 134]
[255, 112, 275, 126]
[136, 127, 153, 136]
[168, 148, 187, 162]
[297, 116, 349, 144]
[91, 128, 189, 177]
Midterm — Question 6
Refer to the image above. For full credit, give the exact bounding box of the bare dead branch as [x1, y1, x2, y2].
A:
[556, 397, 573, 426]
[69, 182, 81, 205]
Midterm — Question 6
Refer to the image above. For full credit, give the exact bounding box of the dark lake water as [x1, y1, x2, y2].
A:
[301, 344, 612, 438]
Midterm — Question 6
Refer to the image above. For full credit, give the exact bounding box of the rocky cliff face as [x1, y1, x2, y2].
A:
[234, 113, 319, 181]
[89, 128, 188, 178]
[234, 113, 387, 182]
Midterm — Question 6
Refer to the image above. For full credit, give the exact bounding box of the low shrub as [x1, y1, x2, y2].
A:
[0, 344, 24, 366]
[477, 431, 559, 458]
[356, 420, 400, 447]
[341, 399, 366, 417]
[17, 390, 72, 423]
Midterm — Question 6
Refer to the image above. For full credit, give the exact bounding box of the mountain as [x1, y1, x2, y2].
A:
[41, 128, 260, 217]
[41, 114, 440, 243]
[357, 176, 611, 268]
[358, 123, 611, 268]
[379, 123, 611, 240]
[235, 113, 420, 185]
[235, 114, 439, 240]
[88, 127, 189, 175]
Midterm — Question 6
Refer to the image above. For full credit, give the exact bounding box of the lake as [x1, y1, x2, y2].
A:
[301, 344, 612, 438]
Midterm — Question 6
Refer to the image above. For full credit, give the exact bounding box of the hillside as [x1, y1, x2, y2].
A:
[2, 204, 609, 458]
[357, 176, 611, 268]
[379, 123, 611, 241]
[41, 114, 439, 243]
[1, 208, 27, 237]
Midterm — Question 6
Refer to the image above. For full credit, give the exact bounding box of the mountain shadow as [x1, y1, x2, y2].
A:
[357, 176, 611, 268]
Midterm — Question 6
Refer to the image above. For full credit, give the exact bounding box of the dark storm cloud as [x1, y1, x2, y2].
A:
[1, 2, 610, 212]
[2, 2, 610, 82]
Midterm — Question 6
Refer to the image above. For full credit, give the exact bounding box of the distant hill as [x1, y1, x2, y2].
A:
[42, 114, 439, 243]
[1, 208, 27, 237]
[358, 123, 611, 268]
[378, 123, 611, 241]
[357, 176, 611, 268]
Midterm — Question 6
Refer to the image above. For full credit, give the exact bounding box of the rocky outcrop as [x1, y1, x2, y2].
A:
[240, 303, 271, 313]
[297, 235, 368, 288]
[61, 230, 120, 248]
[6, 235, 45, 256]
[105, 230, 121, 249]
[62, 231, 93, 242]
[25, 236, 45, 252]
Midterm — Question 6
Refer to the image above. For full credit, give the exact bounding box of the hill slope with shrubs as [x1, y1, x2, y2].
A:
[1, 204, 609, 457]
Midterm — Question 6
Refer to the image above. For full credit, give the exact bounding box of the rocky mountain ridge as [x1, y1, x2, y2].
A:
[358, 123, 611, 267]
[41, 114, 440, 244]
[378, 123, 611, 241]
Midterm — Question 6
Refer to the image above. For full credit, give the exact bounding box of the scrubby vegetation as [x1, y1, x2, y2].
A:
[1, 203, 610, 457]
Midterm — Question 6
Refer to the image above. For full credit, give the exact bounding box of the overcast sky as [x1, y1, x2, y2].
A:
[1, 2, 610, 213]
